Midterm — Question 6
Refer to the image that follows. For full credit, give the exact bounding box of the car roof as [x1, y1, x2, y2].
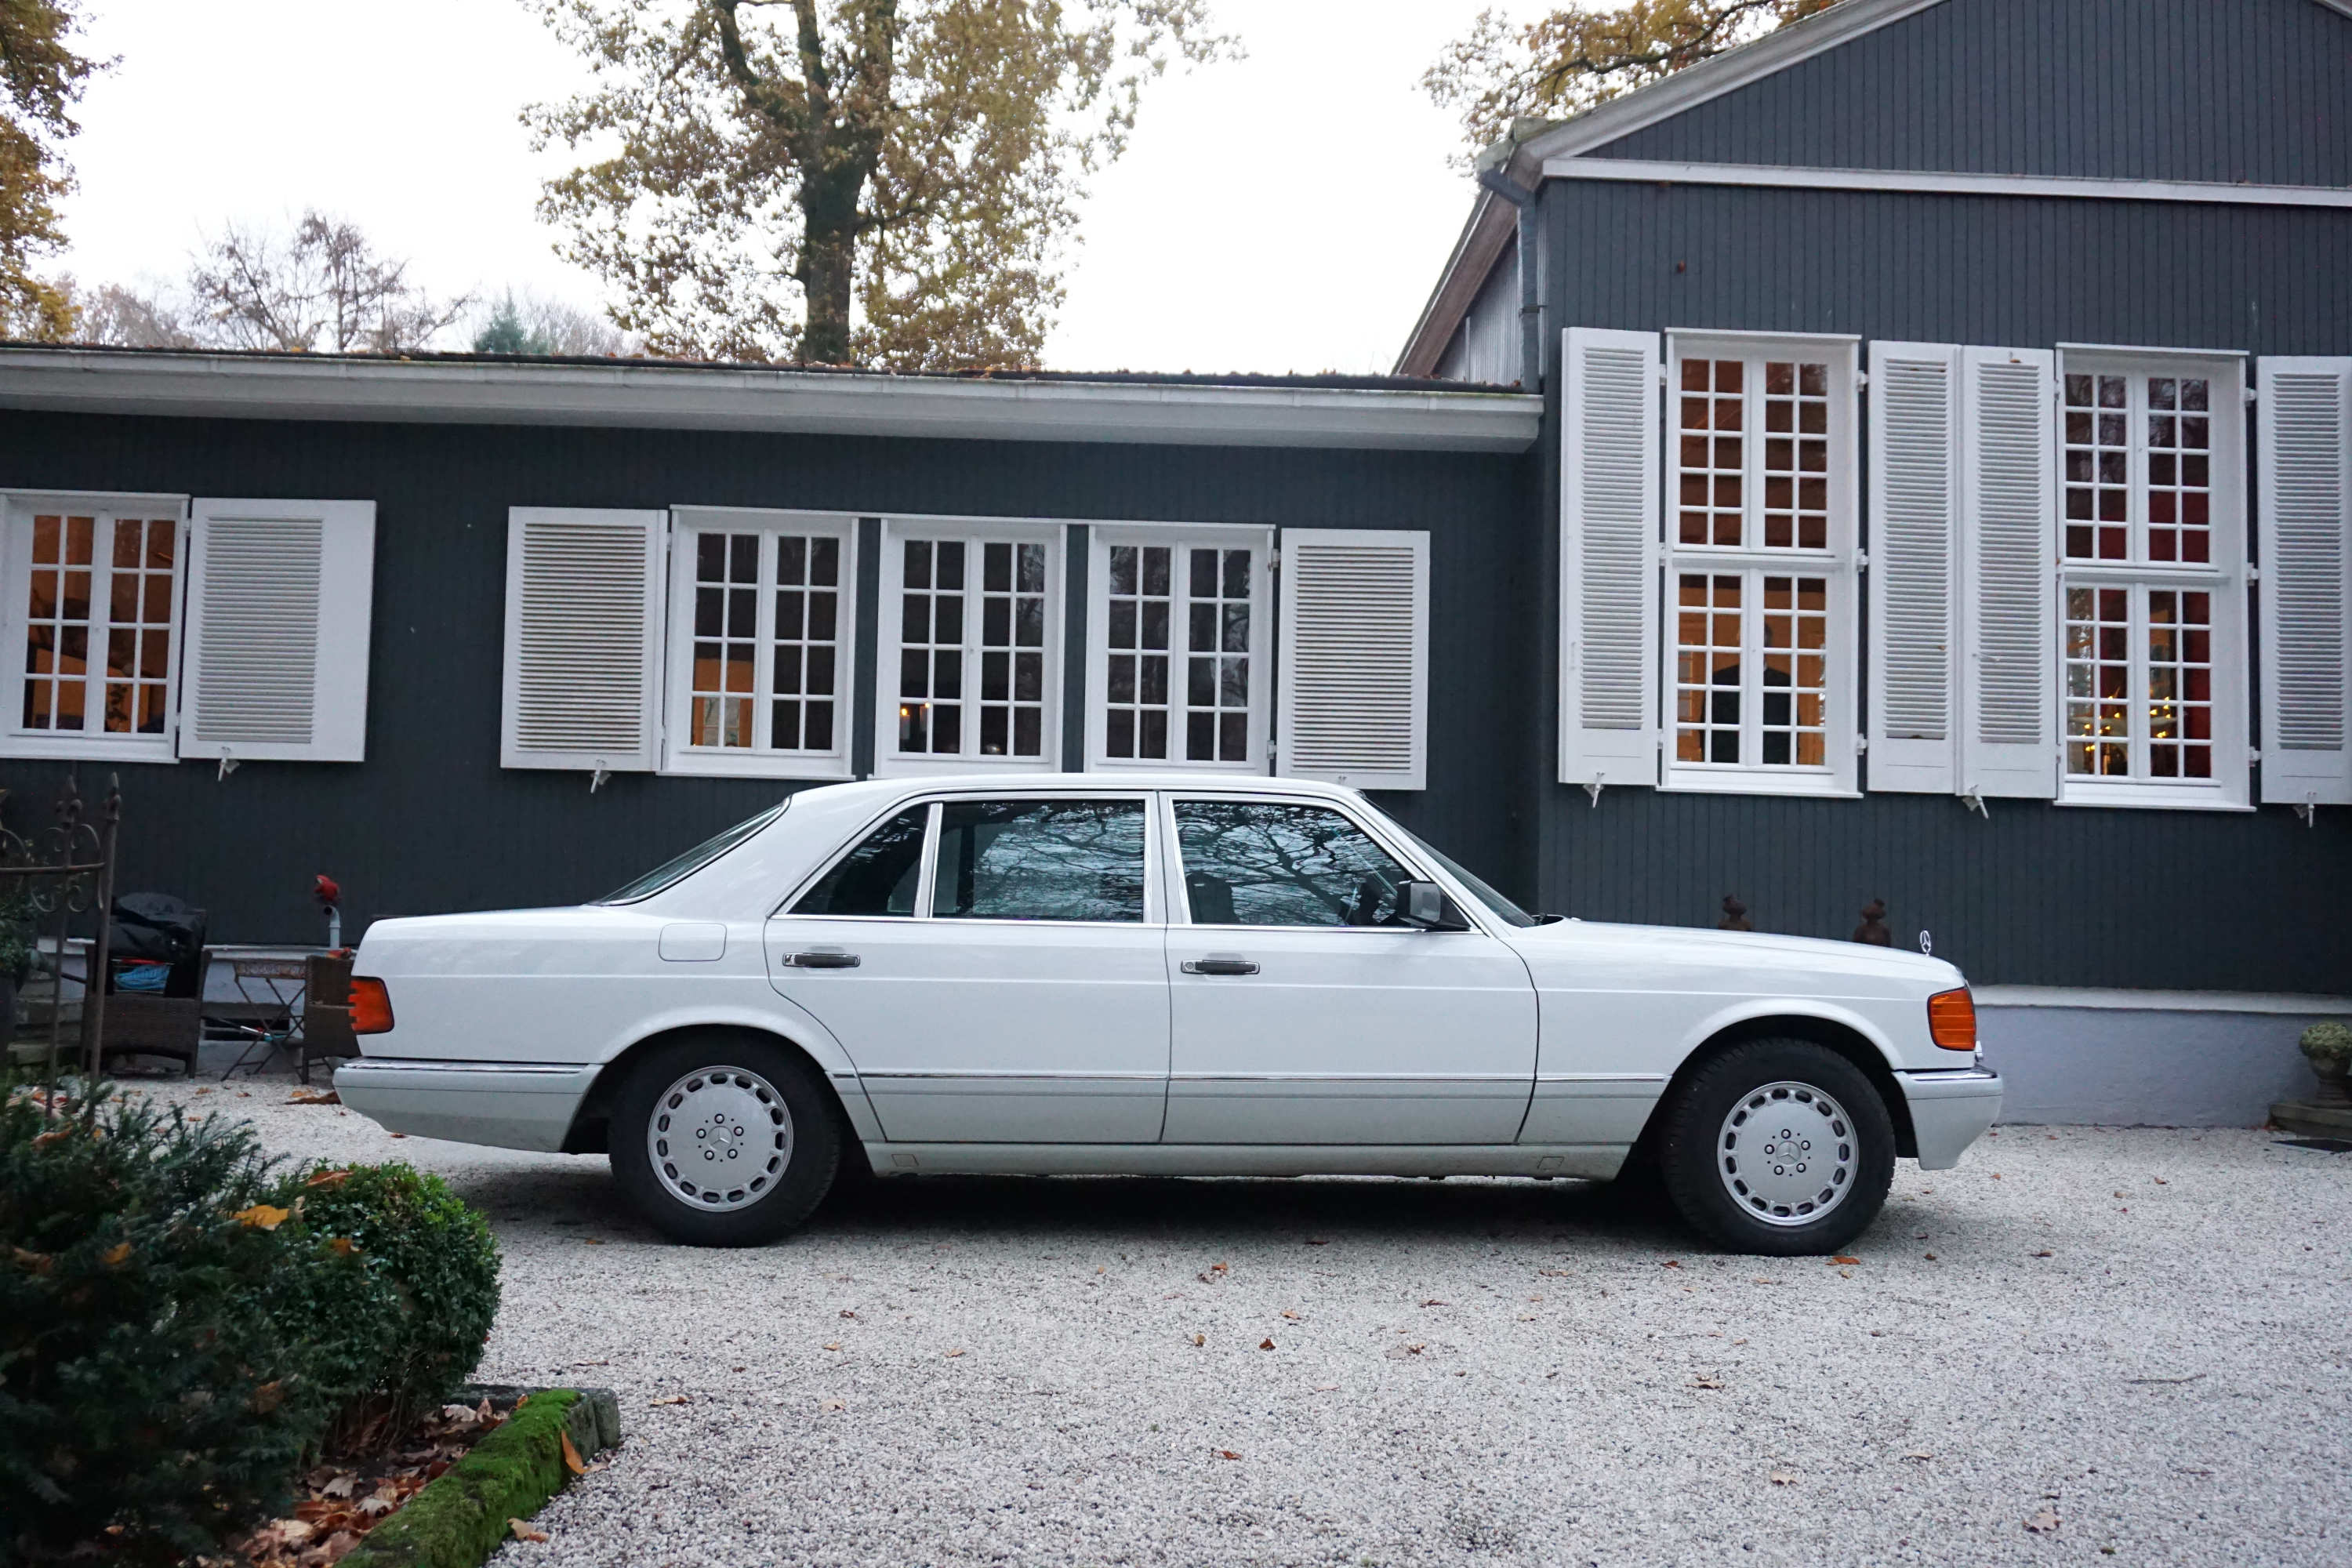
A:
[793, 771, 1367, 810]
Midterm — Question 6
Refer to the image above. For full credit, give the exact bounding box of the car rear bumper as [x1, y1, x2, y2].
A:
[1896, 1065, 2003, 1170]
[334, 1058, 597, 1152]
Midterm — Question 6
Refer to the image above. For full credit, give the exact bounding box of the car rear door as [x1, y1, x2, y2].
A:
[765, 792, 1170, 1144]
[1160, 794, 1537, 1145]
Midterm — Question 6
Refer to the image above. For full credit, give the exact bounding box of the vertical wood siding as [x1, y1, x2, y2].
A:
[1589, 0, 2352, 187]
[0, 416, 1525, 948]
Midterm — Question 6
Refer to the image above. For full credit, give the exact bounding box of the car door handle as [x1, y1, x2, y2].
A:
[782, 949, 862, 969]
[1181, 955, 1259, 976]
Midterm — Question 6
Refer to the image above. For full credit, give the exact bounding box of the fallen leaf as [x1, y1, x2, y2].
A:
[1190, 1333, 1205, 1347]
[945, 1348, 966, 1358]
[100, 1241, 131, 1267]
[1693, 1375, 1724, 1389]
[648, 1395, 690, 1406]
[571, 1359, 610, 1367]
[2024, 1508, 2060, 1534]
[320, 1475, 360, 1501]
[1830, 1255, 1861, 1266]
[1259, 1338, 1276, 1351]
[1420, 1299, 1447, 1307]
[820, 1398, 847, 1414]
[1281, 1310, 1301, 1320]
[356, 1496, 397, 1519]
[2032, 1250, 2054, 1258]
[328, 1237, 358, 1257]
[509, 1519, 550, 1543]
[1210, 1262, 1229, 1273]
[822, 1341, 841, 1351]
[305, 1168, 353, 1189]
[561, 1432, 588, 1477]
[1539, 1269, 1570, 1277]
[1732, 1338, 1748, 1345]
[1661, 1259, 1681, 1269]
[1769, 1472, 1797, 1486]
[289, 1090, 341, 1105]
[251, 1380, 286, 1414]
[1902, 1451, 1933, 1461]
[1217, 1449, 1242, 1460]
[1406, 1343, 1425, 1355]
[1989, 1173, 2001, 1179]
[2153, 1176, 2168, 1185]
[387, 1131, 405, 1138]
[1924, 1252, 1937, 1261]
[1305, 1238, 1330, 1246]
[583, 1237, 605, 1246]
[840, 1308, 856, 1319]
[234, 1203, 292, 1231]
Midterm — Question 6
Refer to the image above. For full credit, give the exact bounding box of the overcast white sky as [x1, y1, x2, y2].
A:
[53, 1, 1510, 376]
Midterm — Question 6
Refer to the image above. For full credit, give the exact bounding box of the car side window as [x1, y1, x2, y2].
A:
[792, 806, 928, 916]
[1172, 800, 1413, 927]
[931, 799, 1147, 922]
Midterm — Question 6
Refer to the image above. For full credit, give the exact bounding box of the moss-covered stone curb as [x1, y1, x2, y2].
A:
[340, 1386, 622, 1568]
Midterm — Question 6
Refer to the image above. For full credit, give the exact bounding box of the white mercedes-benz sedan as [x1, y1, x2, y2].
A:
[336, 775, 2000, 1255]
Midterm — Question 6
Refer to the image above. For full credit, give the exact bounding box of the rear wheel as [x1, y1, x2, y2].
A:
[609, 1033, 840, 1246]
[1656, 1038, 1895, 1256]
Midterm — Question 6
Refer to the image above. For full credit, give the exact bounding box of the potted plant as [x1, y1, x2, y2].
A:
[2302, 1022, 2352, 1105]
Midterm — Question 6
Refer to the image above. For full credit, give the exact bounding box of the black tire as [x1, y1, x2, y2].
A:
[609, 1032, 841, 1247]
[1655, 1038, 1896, 1257]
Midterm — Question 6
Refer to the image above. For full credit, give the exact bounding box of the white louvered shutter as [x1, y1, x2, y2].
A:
[2256, 357, 2352, 806]
[1559, 327, 1661, 786]
[1867, 343, 1961, 792]
[1276, 528, 1428, 791]
[176, 499, 376, 763]
[1958, 347, 2059, 798]
[501, 508, 666, 771]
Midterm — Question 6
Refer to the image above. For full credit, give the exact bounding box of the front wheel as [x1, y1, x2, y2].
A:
[1654, 1039, 1895, 1256]
[609, 1033, 840, 1247]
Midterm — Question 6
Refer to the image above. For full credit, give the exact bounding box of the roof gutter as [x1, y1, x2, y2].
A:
[0, 347, 1542, 455]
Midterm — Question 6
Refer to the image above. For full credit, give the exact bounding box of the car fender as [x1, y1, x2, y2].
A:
[1666, 994, 1906, 1074]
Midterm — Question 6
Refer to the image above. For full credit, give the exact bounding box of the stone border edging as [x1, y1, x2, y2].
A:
[337, 1386, 622, 1568]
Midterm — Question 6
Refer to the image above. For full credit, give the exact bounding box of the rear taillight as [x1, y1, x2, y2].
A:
[1926, 987, 1976, 1051]
[350, 977, 394, 1034]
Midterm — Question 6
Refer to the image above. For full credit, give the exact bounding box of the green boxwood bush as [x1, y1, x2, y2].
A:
[0, 1085, 323, 1564]
[0, 1086, 504, 1564]
[271, 1162, 502, 1453]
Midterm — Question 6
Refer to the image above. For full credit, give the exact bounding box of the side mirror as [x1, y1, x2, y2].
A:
[1398, 880, 1468, 931]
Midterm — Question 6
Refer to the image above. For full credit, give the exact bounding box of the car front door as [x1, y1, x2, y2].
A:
[1161, 796, 1537, 1145]
[766, 793, 1169, 1144]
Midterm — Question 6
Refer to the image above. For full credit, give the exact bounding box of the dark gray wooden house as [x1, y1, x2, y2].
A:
[2, 0, 2346, 1123]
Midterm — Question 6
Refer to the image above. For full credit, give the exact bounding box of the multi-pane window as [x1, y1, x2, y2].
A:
[2065, 585, 2215, 782]
[1673, 572, 1829, 768]
[2064, 372, 2214, 564]
[1087, 528, 1267, 771]
[9, 502, 182, 752]
[2056, 354, 2243, 804]
[663, 510, 851, 777]
[1663, 338, 1857, 794]
[1677, 357, 1831, 551]
[882, 525, 1058, 770]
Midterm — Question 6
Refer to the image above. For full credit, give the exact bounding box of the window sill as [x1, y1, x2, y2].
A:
[2056, 781, 2252, 811]
[1087, 756, 1266, 775]
[0, 734, 180, 766]
[661, 750, 852, 782]
[873, 754, 1066, 779]
[1661, 768, 1858, 800]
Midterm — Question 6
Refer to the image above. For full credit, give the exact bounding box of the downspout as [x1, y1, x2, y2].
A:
[1476, 168, 1542, 393]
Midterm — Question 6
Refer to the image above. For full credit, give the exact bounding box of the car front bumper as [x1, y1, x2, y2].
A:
[1896, 1065, 2003, 1170]
[335, 1058, 598, 1152]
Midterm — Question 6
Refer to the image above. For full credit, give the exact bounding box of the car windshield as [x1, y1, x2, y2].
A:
[597, 801, 789, 904]
[1392, 825, 1539, 928]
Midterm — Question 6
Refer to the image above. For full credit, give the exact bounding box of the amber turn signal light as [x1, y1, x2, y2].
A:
[1926, 987, 1976, 1051]
[350, 977, 394, 1035]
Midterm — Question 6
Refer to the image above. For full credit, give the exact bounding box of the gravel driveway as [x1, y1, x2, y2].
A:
[133, 1075, 2347, 1566]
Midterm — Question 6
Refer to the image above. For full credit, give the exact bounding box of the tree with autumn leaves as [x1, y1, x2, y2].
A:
[0, 0, 103, 340]
[1424, 0, 1837, 157]
[525, 0, 1233, 371]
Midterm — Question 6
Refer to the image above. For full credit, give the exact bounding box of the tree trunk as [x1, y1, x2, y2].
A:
[797, 168, 862, 364]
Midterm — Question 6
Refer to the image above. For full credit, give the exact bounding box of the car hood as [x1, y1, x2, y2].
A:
[1504, 916, 1966, 989]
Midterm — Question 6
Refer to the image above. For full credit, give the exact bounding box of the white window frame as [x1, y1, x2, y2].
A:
[874, 515, 1065, 776]
[0, 490, 191, 765]
[660, 506, 857, 780]
[1083, 522, 1273, 775]
[2053, 348, 2251, 811]
[1660, 332, 1861, 797]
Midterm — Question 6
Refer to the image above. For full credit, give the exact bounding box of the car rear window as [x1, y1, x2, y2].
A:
[597, 802, 787, 904]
